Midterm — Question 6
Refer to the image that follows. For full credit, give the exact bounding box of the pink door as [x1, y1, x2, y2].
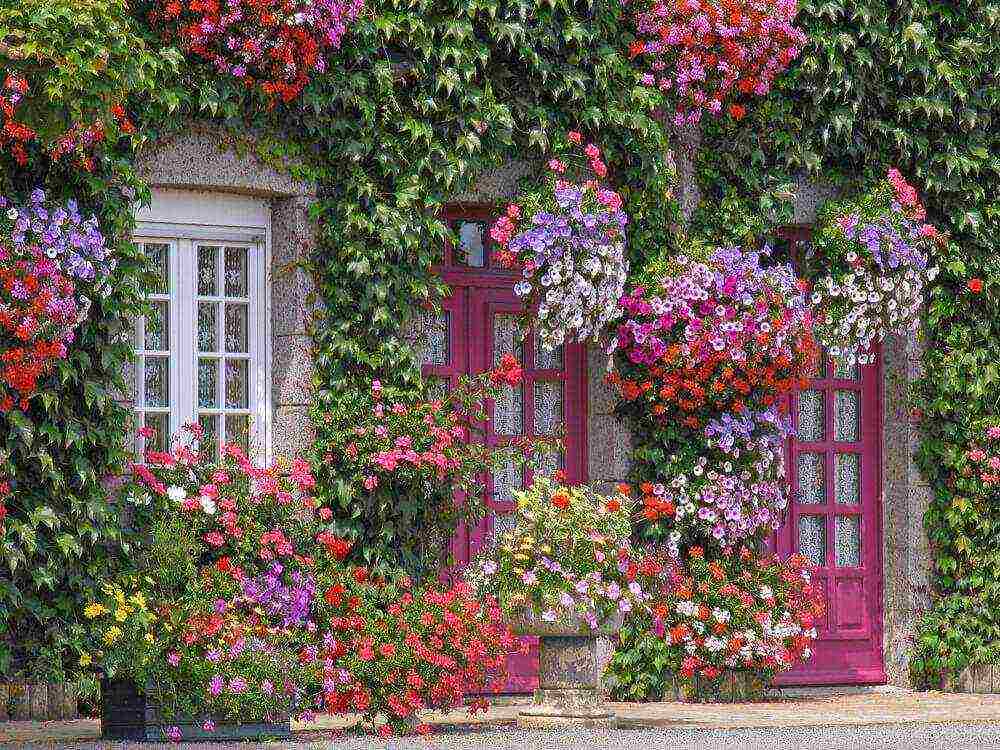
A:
[773, 230, 885, 685]
[420, 207, 589, 693]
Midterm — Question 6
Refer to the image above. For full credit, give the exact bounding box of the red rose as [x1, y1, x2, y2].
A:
[968, 278, 984, 294]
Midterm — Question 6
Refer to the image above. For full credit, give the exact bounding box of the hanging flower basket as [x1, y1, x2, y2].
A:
[150, 0, 364, 103]
[626, 0, 807, 125]
[490, 132, 629, 352]
[0, 189, 115, 412]
[808, 169, 944, 368]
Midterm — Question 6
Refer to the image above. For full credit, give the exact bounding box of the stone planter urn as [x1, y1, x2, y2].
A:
[509, 609, 623, 729]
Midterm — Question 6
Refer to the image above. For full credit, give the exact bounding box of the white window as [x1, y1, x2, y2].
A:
[133, 189, 271, 461]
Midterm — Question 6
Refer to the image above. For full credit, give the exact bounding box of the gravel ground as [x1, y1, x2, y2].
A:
[15, 723, 1000, 750]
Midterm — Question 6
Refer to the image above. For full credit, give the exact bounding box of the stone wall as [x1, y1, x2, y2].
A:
[133, 124, 317, 462]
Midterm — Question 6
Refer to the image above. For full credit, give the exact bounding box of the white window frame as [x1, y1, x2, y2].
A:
[134, 189, 272, 463]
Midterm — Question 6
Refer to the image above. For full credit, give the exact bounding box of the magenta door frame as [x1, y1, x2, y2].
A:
[426, 205, 589, 693]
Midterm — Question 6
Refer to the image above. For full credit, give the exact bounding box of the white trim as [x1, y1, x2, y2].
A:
[135, 223, 265, 244]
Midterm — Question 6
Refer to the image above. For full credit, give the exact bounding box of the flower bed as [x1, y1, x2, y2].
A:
[87, 426, 517, 739]
[150, 0, 364, 103]
[0, 190, 115, 411]
[490, 132, 629, 352]
[605, 546, 824, 699]
[626, 0, 807, 124]
[809, 168, 944, 367]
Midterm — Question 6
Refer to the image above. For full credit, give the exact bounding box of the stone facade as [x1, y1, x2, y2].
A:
[134, 124, 317, 462]
[137, 121, 933, 688]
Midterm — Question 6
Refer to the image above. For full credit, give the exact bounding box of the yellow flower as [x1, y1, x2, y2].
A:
[114, 590, 127, 608]
[84, 603, 107, 619]
[114, 608, 130, 623]
[103, 626, 123, 645]
[145, 633, 154, 643]
[78, 653, 92, 668]
[129, 592, 147, 609]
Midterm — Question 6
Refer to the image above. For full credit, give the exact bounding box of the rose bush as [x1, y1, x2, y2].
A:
[490, 132, 629, 352]
[809, 168, 944, 367]
[467, 478, 659, 628]
[605, 546, 824, 698]
[626, 0, 807, 124]
[0, 189, 116, 410]
[150, 0, 364, 103]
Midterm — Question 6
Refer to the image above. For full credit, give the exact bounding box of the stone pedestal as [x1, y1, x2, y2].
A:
[511, 610, 620, 729]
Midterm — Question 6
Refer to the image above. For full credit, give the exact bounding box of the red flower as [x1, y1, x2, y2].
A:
[353, 566, 369, 584]
[551, 491, 570, 510]
[968, 278, 984, 294]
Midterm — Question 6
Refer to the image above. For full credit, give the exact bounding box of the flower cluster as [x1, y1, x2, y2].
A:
[89, 426, 518, 738]
[611, 244, 816, 431]
[467, 478, 657, 628]
[321, 354, 556, 576]
[627, 0, 807, 125]
[0, 190, 115, 410]
[151, 0, 364, 103]
[809, 168, 944, 367]
[646, 547, 824, 682]
[316, 577, 514, 737]
[956, 423, 1000, 494]
[490, 132, 629, 351]
[47, 104, 136, 173]
[0, 73, 35, 166]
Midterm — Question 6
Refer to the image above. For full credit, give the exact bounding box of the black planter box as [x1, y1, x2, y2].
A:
[100, 678, 292, 742]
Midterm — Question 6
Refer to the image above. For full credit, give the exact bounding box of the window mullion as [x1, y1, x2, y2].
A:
[176, 239, 195, 435]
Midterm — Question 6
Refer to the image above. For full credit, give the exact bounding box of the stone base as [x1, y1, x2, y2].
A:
[517, 713, 617, 729]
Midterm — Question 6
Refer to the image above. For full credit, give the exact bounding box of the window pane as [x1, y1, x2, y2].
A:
[416, 310, 449, 366]
[494, 385, 523, 436]
[225, 414, 250, 452]
[797, 390, 825, 441]
[492, 460, 522, 503]
[798, 515, 827, 567]
[534, 449, 564, 481]
[533, 381, 563, 435]
[141, 412, 169, 453]
[490, 512, 517, 549]
[198, 358, 219, 409]
[835, 390, 860, 442]
[835, 515, 861, 567]
[198, 245, 219, 296]
[224, 246, 249, 297]
[835, 453, 861, 505]
[144, 243, 169, 295]
[225, 304, 248, 353]
[833, 357, 859, 380]
[493, 313, 524, 365]
[536, 343, 563, 370]
[455, 221, 487, 267]
[224, 359, 249, 409]
[198, 302, 218, 352]
[143, 356, 169, 408]
[198, 413, 220, 459]
[797, 452, 826, 505]
[143, 301, 169, 351]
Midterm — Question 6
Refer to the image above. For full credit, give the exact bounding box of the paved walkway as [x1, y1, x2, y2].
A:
[5, 690, 1000, 747]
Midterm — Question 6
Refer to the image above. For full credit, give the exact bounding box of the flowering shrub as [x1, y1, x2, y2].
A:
[88, 426, 517, 737]
[627, 0, 807, 125]
[809, 169, 944, 367]
[610, 243, 816, 432]
[467, 478, 657, 629]
[318, 354, 556, 577]
[605, 546, 823, 697]
[317, 576, 514, 737]
[150, 0, 364, 103]
[0, 190, 115, 410]
[490, 132, 629, 351]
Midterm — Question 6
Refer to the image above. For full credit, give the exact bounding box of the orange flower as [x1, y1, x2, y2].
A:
[551, 491, 570, 510]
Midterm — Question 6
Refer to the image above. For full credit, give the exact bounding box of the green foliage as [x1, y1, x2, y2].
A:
[604, 611, 674, 701]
